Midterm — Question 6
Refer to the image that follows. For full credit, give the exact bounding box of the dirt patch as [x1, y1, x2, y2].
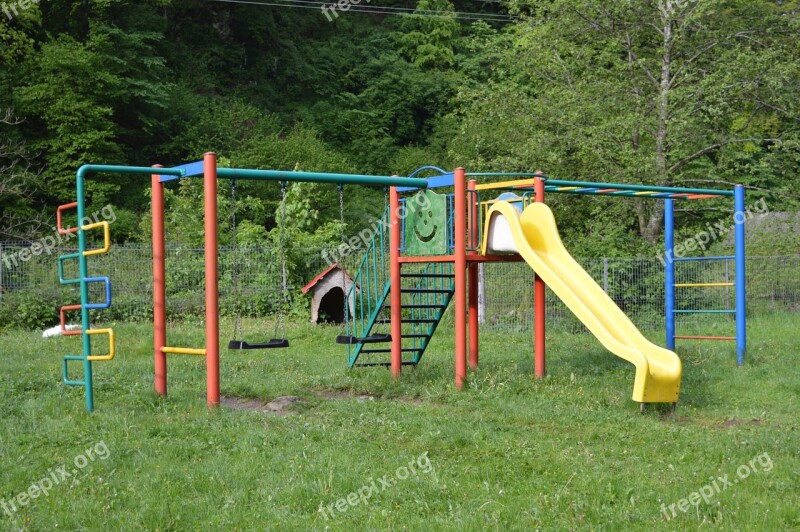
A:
[395, 396, 424, 405]
[221, 395, 302, 415]
[314, 390, 376, 401]
[721, 418, 762, 428]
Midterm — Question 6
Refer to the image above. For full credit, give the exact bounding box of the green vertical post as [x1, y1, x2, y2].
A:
[76, 167, 94, 412]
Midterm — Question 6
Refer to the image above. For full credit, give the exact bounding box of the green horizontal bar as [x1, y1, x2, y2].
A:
[218, 168, 427, 188]
[544, 178, 734, 197]
[78, 164, 184, 178]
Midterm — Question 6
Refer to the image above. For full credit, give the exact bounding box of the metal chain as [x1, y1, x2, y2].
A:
[231, 180, 242, 340]
[338, 184, 348, 328]
[275, 181, 288, 340]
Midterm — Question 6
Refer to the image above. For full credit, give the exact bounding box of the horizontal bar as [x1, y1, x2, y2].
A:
[674, 282, 734, 287]
[161, 346, 206, 356]
[84, 277, 112, 310]
[58, 253, 82, 285]
[57, 202, 79, 235]
[543, 178, 734, 197]
[159, 160, 204, 182]
[62, 356, 86, 387]
[475, 178, 537, 191]
[81, 221, 110, 256]
[217, 168, 427, 188]
[673, 255, 735, 262]
[60, 305, 83, 336]
[86, 329, 116, 361]
[674, 335, 735, 341]
[79, 164, 184, 178]
[673, 309, 736, 314]
[469, 173, 544, 178]
[398, 172, 454, 191]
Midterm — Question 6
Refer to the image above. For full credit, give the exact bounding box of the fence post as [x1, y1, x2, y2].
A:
[0, 243, 3, 302]
[603, 258, 609, 293]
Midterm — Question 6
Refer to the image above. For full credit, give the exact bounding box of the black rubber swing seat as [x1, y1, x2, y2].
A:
[335, 334, 392, 345]
[228, 339, 290, 350]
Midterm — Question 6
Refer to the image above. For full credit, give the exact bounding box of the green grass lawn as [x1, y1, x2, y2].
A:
[1, 313, 798, 530]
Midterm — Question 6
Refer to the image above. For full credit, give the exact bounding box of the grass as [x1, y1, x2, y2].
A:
[1, 313, 798, 530]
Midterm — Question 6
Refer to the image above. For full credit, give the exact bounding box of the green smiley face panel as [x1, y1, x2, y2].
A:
[404, 189, 447, 256]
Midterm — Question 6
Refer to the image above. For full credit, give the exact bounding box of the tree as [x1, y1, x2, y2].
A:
[0, 108, 47, 239]
[451, 0, 800, 241]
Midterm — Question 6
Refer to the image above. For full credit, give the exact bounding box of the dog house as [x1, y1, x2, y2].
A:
[301, 264, 358, 323]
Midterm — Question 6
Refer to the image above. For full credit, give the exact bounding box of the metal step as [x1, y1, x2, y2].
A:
[401, 334, 430, 339]
[401, 288, 452, 294]
[359, 348, 425, 354]
[375, 318, 437, 324]
[354, 361, 418, 367]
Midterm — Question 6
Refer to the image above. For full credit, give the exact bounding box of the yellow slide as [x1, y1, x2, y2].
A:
[482, 201, 681, 404]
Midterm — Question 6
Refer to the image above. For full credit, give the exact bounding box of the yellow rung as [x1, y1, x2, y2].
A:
[634, 190, 659, 196]
[81, 221, 111, 256]
[86, 329, 115, 361]
[557, 186, 581, 191]
[474, 178, 537, 191]
[161, 346, 206, 356]
[674, 282, 735, 287]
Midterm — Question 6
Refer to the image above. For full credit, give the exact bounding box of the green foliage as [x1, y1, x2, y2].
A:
[0, 290, 59, 331]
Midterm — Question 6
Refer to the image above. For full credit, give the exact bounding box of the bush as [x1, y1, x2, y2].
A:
[0, 290, 61, 331]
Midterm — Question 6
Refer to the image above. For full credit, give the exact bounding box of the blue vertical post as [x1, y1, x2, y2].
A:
[734, 185, 746, 365]
[664, 198, 675, 350]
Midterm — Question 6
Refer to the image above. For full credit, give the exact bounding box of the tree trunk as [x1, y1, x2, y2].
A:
[641, 1, 674, 242]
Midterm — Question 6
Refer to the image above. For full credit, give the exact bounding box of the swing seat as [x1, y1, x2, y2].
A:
[335, 334, 392, 345]
[228, 339, 290, 350]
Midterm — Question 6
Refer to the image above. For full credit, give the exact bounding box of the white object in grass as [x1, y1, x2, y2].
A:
[42, 324, 80, 338]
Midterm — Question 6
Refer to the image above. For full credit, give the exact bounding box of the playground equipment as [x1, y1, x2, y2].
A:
[227, 179, 290, 350]
[58, 156, 746, 412]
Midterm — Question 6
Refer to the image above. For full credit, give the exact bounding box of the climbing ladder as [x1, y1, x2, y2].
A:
[56, 202, 115, 412]
[340, 208, 456, 367]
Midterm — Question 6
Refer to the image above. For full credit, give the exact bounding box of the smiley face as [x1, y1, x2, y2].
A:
[414, 209, 438, 243]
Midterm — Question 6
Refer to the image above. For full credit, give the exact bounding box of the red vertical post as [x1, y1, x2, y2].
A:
[152, 167, 167, 396]
[454, 168, 467, 389]
[467, 179, 479, 370]
[204, 152, 220, 406]
[534, 176, 546, 378]
[389, 186, 402, 377]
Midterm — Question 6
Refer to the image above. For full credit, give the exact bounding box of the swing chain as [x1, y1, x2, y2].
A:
[338, 184, 349, 327]
[231, 180, 242, 341]
[275, 181, 288, 340]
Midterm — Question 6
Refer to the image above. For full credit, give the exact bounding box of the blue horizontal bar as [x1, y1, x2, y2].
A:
[84, 276, 112, 309]
[673, 309, 736, 314]
[673, 255, 735, 262]
[160, 160, 202, 182]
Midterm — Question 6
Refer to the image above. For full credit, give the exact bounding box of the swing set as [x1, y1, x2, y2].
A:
[58, 153, 745, 412]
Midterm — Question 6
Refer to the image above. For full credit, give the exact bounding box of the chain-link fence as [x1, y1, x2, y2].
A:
[479, 256, 800, 332]
[1, 241, 798, 332]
